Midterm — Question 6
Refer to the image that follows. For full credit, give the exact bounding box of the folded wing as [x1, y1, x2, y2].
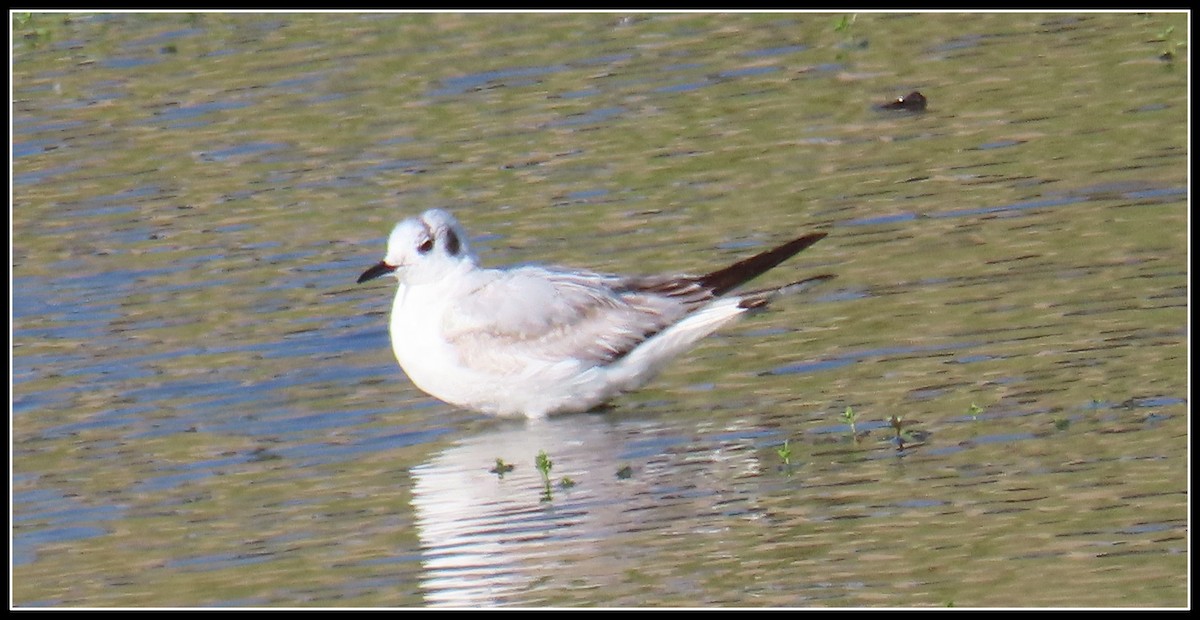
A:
[441, 232, 829, 371]
[442, 268, 708, 370]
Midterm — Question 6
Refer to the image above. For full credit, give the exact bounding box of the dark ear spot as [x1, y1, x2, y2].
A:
[445, 228, 461, 256]
[417, 237, 434, 254]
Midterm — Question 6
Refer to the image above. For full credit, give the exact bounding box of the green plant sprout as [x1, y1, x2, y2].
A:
[535, 450, 552, 480]
[833, 14, 856, 34]
[489, 458, 514, 478]
[842, 406, 858, 436]
[968, 402, 983, 420]
[887, 414, 929, 451]
[13, 12, 53, 44]
[776, 438, 793, 466]
[832, 13, 867, 54]
[1155, 25, 1187, 60]
[536, 450, 554, 501]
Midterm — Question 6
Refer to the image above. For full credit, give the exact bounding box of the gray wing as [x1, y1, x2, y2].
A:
[442, 267, 715, 370]
[440, 231, 830, 371]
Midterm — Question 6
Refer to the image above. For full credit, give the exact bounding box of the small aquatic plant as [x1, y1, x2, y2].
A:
[833, 14, 856, 34]
[13, 12, 53, 44]
[616, 464, 634, 480]
[887, 414, 928, 451]
[536, 450, 554, 501]
[776, 438, 793, 466]
[535, 450, 552, 482]
[832, 13, 867, 53]
[1154, 25, 1186, 60]
[842, 406, 858, 436]
[489, 457, 514, 478]
[967, 402, 983, 421]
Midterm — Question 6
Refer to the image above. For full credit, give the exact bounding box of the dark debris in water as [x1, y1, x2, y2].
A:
[877, 91, 927, 112]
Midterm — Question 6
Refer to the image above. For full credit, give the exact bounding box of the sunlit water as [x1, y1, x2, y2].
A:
[12, 12, 1187, 607]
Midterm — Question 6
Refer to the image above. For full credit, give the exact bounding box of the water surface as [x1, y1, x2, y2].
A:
[12, 12, 1188, 607]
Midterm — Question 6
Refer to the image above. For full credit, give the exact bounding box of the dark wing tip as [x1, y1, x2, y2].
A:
[698, 232, 828, 297]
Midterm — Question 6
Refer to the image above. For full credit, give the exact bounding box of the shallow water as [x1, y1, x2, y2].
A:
[11, 12, 1188, 608]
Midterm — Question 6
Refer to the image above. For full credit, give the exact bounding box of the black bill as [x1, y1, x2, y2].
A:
[357, 261, 396, 284]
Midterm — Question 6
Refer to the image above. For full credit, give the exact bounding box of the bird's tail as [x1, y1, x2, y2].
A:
[698, 232, 828, 297]
[737, 274, 837, 310]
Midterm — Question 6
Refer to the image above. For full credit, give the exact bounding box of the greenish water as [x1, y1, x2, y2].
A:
[12, 12, 1187, 608]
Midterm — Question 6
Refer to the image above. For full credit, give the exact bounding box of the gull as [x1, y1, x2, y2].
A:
[357, 209, 834, 417]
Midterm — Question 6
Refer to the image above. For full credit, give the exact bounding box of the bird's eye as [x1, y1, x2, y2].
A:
[445, 229, 460, 256]
[417, 237, 434, 254]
